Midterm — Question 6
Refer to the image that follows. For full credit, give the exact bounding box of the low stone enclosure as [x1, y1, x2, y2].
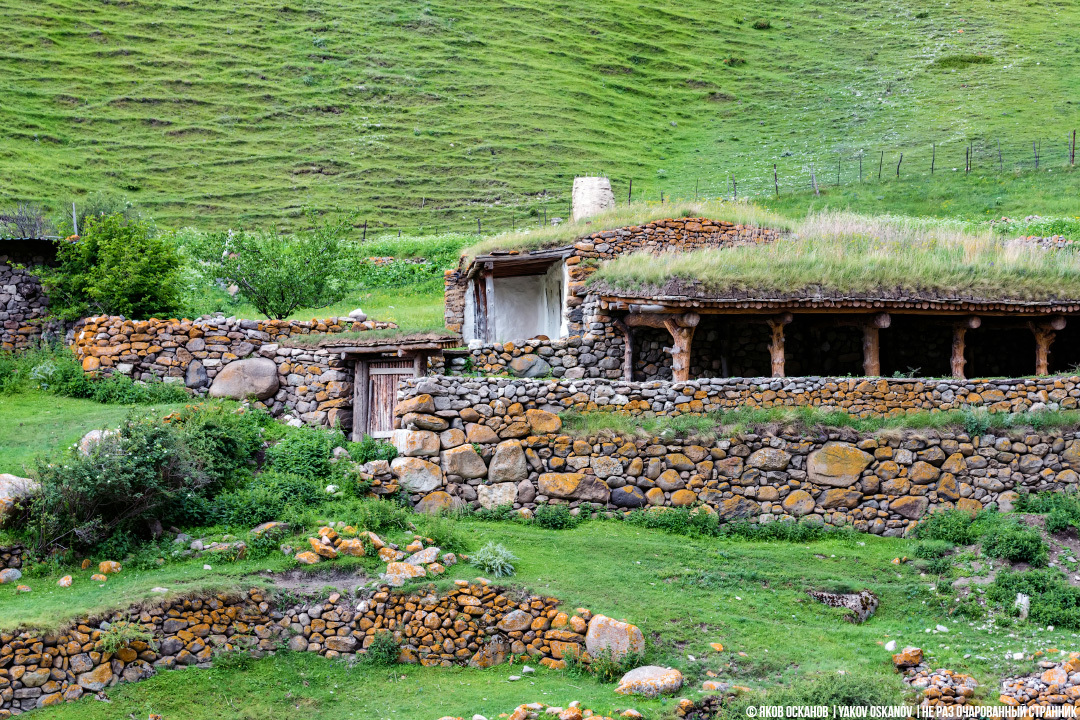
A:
[72, 314, 397, 429]
[0, 582, 641, 715]
[388, 375, 1080, 532]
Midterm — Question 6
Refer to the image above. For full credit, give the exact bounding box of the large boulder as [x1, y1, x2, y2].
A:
[391, 457, 444, 493]
[393, 429, 440, 458]
[489, 440, 528, 483]
[615, 666, 684, 697]
[717, 496, 760, 520]
[585, 615, 645, 660]
[890, 495, 929, 520]
[184, 359, 208, 389]
[807, 442, 873, 488]
[508, 354, 551, 378]
[442, 445, 488, 479]
[538, 473, 610, 502]
[525, 409, 562, 434]
[611, 485, 647, 508]
[415, 491, 463, 516]
[477, 482, 518, 510]
[781, 489, 816, 516]
[207, 357, 279, 400]
[746, 448, 791, 471]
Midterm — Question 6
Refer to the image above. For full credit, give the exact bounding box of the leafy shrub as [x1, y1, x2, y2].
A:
[722, 56, 746, 67]
[961, 408, 992, 436]
[751, 18, 771, 29]
[211, 471, 323, 527]
[470, 542, 516, 577]
[913, 510, 980, 545]
[347, 435, 398, 464]
[364, 631, 400, 665]
[173, 404, 267, 490]
[583, 649, 645, 684]
[920, 557, 954, 576]
[914, 540, 953, 559]
[982, 523, 1047, 565]
[988, 569, 1080, 629]
[41, 213, 184, 321]
[267, 426, 343, 480]
[533, 503, 580, 530]
[26, 413, 211, 552]
[97, 621, 156, 653]
[1017, 491, 1080, 535]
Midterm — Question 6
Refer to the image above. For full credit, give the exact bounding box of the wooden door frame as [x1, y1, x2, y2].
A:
[351, 353, 427, 440]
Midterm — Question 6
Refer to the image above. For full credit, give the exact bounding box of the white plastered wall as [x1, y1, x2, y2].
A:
[463, 261, 566, 343]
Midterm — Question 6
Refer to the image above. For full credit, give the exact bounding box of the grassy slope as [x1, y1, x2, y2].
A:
[1, 0, 1078, 233]
[5, 518, 1070, 715]
[0, 391, 187, 475]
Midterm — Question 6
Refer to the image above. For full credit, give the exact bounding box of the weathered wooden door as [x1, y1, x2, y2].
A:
[353, 359, 417, 439]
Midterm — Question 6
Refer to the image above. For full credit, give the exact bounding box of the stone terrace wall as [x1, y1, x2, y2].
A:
[0, 582, 627, 714]
[388, 375, 1080, 533]
[445, 218, 785, 335]
[0, 245, 54, 351]
[71, 314, 395, 428]
[0, 545, 23, 571]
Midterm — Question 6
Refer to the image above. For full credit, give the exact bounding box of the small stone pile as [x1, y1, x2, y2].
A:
[893, 647, 977, 708]
[291, 525, 368, 566]
[999, 654, 1080, 708]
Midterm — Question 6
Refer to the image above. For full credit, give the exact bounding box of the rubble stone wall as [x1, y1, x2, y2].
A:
[0, 582, 618, 714]
[387, 375, 1080, 533]
[0, 245, 54, 351]
[0, 545, 23, 571]
[71, 315, 395, 429]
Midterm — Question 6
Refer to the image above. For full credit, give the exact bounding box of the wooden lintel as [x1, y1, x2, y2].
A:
[862, 326, 881, 377]
[766, 318, 786, 378]
[624, 311, 700, 329]
[950, 326, 967, 379]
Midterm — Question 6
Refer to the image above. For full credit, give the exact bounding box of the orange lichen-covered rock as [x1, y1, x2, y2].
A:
[98, 561, 122, 575]
[585, 615, 645, 660]
[892, 646, 923, 668]
[294, 551, 321, 565]
[615, 666, 684, 697]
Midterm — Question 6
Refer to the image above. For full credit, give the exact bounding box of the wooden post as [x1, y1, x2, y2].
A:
[896, 152, 903, 178]
[663, 314, 699, 382]
[352, 360, 370, 440]
[628, 178, 632, 204]
[774, 164, 779, 197]
[614, 318, 634, 381]
[1030, 317, 1066, 375]
[951, 316, 980, 379]
[483, 263, 496, 343]
[878, 151, 883, 181]
[931, 143, 935, 175]
[860, 313, 890, 377]
[766, 316, 790, 378]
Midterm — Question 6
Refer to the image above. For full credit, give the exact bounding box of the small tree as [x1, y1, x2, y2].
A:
[0, 202, 53, 237]
[42, 213, 184, 321]
[193, 219, 350, 319]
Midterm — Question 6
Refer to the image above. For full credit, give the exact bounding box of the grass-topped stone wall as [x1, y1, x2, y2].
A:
[389, 375, 1080, 533]
[71, 314, 396, 429]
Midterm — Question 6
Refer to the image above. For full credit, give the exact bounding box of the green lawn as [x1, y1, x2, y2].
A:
[0, 391, 188, 475]
[2, 516, 1066, 715]
[2, 0, 1078, 232]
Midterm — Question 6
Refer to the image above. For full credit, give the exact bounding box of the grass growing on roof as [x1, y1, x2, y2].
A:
[592, 212, 1080, 301]
[461, 199, 792, 260]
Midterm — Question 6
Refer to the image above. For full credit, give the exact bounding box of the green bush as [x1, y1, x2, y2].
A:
[913, 510, 980, 545]
[267, 426, 343, 480]
[751, 18, 771, 29]
[97, 621, 157, 654]
[533, 503, 580, 530]
[988, 569, 1080, 629]
[347, 435, 398, 464]
[982, 523, 1047, 565]
[914, 540, 954, 559]
[723, 673, 901, 715]
[350, 499, 411, 535]
[26, 412, 211, 552]
[916, 510, 1047, 565]
[41, 213, 184, 321]
[173, 404, 268, 490]
[415, 514, 470, 554]
[364, 631, 401, 666]
[211, 471, 323, 527]
[469, 541, 516, 577]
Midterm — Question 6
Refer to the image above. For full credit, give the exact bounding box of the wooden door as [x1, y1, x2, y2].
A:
[353, 359, 416, 439]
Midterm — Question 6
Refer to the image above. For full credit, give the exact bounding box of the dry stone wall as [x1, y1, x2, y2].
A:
[445, 218, 785, 336]
[0, 246, 54, 351]
[0, 546, 23, 572]
[389, 375, 1080, 533]
[0, 582, 637, 715]
[71, 314, 394, 428]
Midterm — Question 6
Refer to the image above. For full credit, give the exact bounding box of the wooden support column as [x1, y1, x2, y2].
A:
[950, 316, 980, 379]
[861, 313, 890, 377]
[1030, 316, 1065, 376]
[624, 311, 699, 382]
[766, 313, 792, 378]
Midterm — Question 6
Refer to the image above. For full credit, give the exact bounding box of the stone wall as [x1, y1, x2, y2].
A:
[0, 545, 23, 571]
[0, 581, 634, 714]
[0, 242, 55, 351]
[445, 218, 785, 336]
[387, 375, 1080, 533]
[71, 314, 396, 429]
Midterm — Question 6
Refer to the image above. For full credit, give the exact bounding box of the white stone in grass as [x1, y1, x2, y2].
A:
[151, 587, 169, 593]
[936, 624, 949, 633]
[203, 565, 212, 570]
[885, 640, 896, 652]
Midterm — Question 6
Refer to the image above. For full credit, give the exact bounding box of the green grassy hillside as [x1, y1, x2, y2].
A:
[1, 0, 1078, 232]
